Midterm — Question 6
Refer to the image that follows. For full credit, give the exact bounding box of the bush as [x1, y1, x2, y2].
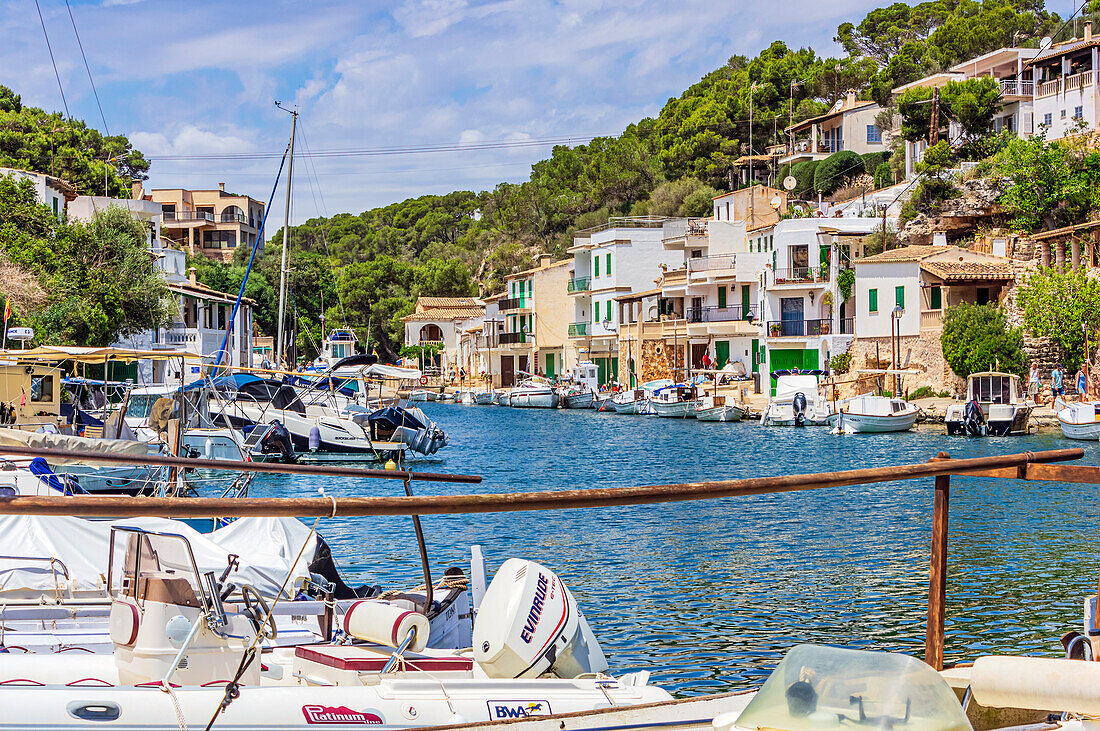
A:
[940, 303, 1026, 378]
[814, 150, 864, 195]
[874, 162, 893, 189]
[1017, 266, 1100, 368]
[861, 151, 890, 174]
[830, 351, 852, 374]
[791, 160, 819, 195]
[906, 386, 951, 400]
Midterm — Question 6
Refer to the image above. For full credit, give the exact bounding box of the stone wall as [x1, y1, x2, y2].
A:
[639, 339, 684, 382]
[843, 331, 958, 396]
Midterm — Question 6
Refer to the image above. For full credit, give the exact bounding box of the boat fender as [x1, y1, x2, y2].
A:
[308, 425, 321, 452]
[419, 375, 428, 385]
[109, 598, 141, 647]
[343, 601, 429, 652]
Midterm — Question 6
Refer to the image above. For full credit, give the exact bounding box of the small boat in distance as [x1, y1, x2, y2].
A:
[1056, 400, 1100, 439]
[473, 390, 496, 405]
[650, 384, 698, 418]
[762, 370, 831, 426]
[827, 394, 920, 433]
[694, 394, 743, 422]
[945, 371, 1032, 436]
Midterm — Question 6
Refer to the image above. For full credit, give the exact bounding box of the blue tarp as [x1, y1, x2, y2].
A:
[28, 457, 88, 495]
[184, 373, 265, 392]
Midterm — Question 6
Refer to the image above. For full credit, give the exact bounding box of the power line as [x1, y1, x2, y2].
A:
[33, 0, 69, 119]
[64, 0, 109, 136]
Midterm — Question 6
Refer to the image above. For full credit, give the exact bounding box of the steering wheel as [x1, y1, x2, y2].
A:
[239, 584, 278, 640]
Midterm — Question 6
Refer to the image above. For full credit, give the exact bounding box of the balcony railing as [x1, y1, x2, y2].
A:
[686, 305, 759, 323]
[767, 319, 833, 337]
[998, 79, 1033, 97]
[662, 218, 709, 241]
[498, 297, 527, 311]
[1037, 70, 1095, 99]
[219, 212, 246, 223]
[499, 331, 526, 345]
[163, 210, 214, 223]
[921, 309, 944, 330]
[567, 277, 591, 293]
[774, 266, 829, 284]
[568, 322, 588, 337]
[839, 317, 854, 335]
[688, 255, 736, 273]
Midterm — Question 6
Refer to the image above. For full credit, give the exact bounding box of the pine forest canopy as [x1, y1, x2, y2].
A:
[0, 0, 1069, 357]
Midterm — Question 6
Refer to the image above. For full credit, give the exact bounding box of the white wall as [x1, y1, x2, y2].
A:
[707, 220, 747, 255]
[1033, 85, 1097, 140]
[853, 261, 921, 337]
[0, 168, 66, 219]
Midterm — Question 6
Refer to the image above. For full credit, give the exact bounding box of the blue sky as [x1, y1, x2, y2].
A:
[3, 0, 888, 222]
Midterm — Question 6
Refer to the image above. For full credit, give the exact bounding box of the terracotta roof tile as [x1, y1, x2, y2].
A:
[921, 260, 1015, 280]
[854, 245, 942, 263]
[403, 307, 484, 322]
[416, 296, 481, 309]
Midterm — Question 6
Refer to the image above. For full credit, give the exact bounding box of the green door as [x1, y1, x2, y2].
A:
[741, 284, 750, 319]
[544, 352, 555, 379]
[595, 358, 609, 385]
[751, 338, 759, 372]
[715, 340, 730, 368]
[769, 348, 819, 395]
[819, 244, 829, 275]
[611, 357, 619, 383]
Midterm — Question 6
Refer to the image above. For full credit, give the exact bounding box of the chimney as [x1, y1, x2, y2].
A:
[1086, 21, 1093, 42]
[188, 266, 197, 285]
[846, 88, 857, 108]
[131, 180, 143, 200]
[539, 254, 551, 268]
[218, 182, 225, 192]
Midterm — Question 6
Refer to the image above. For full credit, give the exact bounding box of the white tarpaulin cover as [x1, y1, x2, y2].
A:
[361, 363, 422, 380]
[0, 430, 152, 465]
[0, 515, 317, 599]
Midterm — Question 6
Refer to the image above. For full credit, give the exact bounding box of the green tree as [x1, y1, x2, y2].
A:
[814, 150, 864, 194]
[940, 302, 1025, 378]
[1017, 266, 1100, 368]
[995, 134, 1094, 232]
[413, 258, 476, 298]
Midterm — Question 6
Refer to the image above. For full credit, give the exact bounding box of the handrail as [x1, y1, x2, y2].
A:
[0, 448, 1080, 518]
[0, 445, 481, 484]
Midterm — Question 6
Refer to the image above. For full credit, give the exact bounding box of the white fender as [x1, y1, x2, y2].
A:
[343, 601, 429, 652]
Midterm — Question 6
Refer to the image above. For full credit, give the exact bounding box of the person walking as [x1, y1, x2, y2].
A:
[1078, 364, 1090, 402]
[1052, 364, 1064, 400]
[1028, 363, 1040, 403]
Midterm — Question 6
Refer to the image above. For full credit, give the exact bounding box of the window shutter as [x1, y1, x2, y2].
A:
[930, 286, 941, 310]
[869, 288, 878, 313]
[717, 286, 727, 309]
[606, 253, 611, 276]
[895, 285, 905, 309]
[594, 256, 600, 277]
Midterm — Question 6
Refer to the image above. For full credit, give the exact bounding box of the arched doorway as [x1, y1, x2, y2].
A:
[418, 324, 444, 372]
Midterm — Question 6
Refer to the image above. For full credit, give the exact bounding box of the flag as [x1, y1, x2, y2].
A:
[3, 297, 9, 324]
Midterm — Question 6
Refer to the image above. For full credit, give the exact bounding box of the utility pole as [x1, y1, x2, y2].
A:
[928, 88, 940, 146]
[275, 105, 297, 368]
[749, 82, 756, 227]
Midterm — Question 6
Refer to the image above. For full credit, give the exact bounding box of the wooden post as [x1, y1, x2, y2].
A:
[928, 88, 940, 146]
[925, 457, 950, 670]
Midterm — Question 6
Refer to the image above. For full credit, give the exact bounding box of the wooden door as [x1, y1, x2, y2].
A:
[501, 356, 515, 387]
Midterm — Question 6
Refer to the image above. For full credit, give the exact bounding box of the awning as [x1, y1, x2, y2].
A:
[0, 346, 193, 363]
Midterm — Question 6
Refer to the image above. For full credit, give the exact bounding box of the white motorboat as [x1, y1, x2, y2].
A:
[509, 377, 558, 408]
[650, 384, 698, 418]
[408, 389, 434, 402]
[694, 395, 744, 422]
[0, 527, 674, 730]
[1056, 400, 1100, 439]
[945, 371, 1032, 436]
[456, 389, 476, 404]
[826, 394, 920, 433]
[761, 370, 831, 426]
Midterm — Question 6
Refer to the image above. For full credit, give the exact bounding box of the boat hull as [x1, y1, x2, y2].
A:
[473, 391, 496, 405]
[509, 389, 557, 408]
[827, 410, 919, 433]
[651, 400, 697, 418]
[613, 399, 646, 414]
[695, 404, 744, 422]
[564, 392, 595, 409]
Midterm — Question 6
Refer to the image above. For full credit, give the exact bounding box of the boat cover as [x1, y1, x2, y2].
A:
[361, 363, 421, 380]
[0, 430, 152, 465]
[0, 515, 317, 598]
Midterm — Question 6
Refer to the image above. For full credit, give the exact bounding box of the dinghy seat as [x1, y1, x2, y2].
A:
[292, 645, 473, 685]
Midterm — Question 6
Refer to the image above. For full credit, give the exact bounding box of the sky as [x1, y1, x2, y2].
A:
[2, 0, 890, 223]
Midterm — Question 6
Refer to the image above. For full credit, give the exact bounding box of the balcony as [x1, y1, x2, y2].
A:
[767, 319, 833, 337]
[839, 317, 855, 335]
[662, 218, 709, 246]
[499, 331, 526, 345]
[163, 210, 214, 223]
[1037, 70, 1095, 99]
[688, 255, 736, 273]
[921, 309, 944, 330]
[998, 79, 1033, 97]
[567, 277, 591, 293]
[568, 322, 588, 337]
[219, 212, 246, 224]
[774, 266, 828, 284]
[686, 305, 759, 323]
[498, 297, 526, 311]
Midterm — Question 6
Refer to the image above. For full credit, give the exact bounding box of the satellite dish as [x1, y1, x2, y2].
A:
[782, 175, 797, 191]
[1041, 36, 1052, 48]
[770, 195, 782, 209]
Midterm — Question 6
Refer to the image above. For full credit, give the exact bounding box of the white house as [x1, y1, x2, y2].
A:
[568, 217, 681, 385]
[0, 167, 74, 219]
[782, 90, 889, 167]
[402, 297, 486, 376]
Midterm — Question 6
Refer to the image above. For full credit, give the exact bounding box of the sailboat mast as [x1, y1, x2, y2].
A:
[276, 109, 298, 368]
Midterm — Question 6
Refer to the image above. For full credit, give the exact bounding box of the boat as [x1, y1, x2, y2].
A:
[593, 391, 615, 411]
[0, 524, 674, 730]
[456, 389, 476, 404]
[694, 395, 744, 422]
[612, 379, 672, 414]
[1056, 400, 1100, 439]
[944, 371, 1032, 436]
[761, 370, 831, 426]
[473, 390, 497, 405]
[562, 387, 596, 409]
[650, 384, 698, 418]
[408, 389, 434, 402]
[495, 390, 511, 406]
[826, 394, 920, 433]
[509, 376, 558, 408]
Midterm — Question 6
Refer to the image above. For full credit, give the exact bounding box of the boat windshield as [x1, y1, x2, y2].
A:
[734, 645, 970, 731]
[970, 375, 1013, 404]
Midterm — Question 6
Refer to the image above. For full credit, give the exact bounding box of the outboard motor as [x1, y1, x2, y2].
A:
[473, 559, 607, 679]
[792, 392, 808, 427]
[963, 399, 987, 437]
[260, 420, 297, 463]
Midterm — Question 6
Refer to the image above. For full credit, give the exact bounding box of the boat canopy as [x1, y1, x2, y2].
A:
[0, 430, 150, 464]
[774, 374, 822, 400]
[361, 363, 422, 380]
[0, 346, 192, 363]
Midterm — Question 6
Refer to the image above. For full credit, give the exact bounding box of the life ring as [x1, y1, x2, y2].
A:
[419, 376, 428, 385]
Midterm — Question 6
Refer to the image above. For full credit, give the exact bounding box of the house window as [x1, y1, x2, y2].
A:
[594, 304, 599, 324]
[690, 249, 702, 258]
[1044, 112, 1053, 126]
[866, 125, 882, 144]
[1061, 109, 1067, 119]
[606, 253, 611, 277]
[594, 256, 600, 277]
[977, 287, 990, 305]
[52, 197, 58, 216]
[717, 286, 727, 309]
[930, 285, 942, 310]
[1075, 106, 1084, 120]
[895, 285, 905, 309]
[869, 288, 879, 313]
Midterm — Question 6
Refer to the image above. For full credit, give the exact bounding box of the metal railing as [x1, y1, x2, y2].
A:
[498, 297, 526, 311]
[686, 305, 758, 323]
[662, 218, 709, 241]
[688, 255, 736, 273]
[567, 277, 591, 293]
[774, 266, 829, 283]
[219, 212, 246, 223]
[998, 79, 1034, 97]
[839, 317, 855, 335]
[568, 322, 588, 337]
[767, 319, 833, 337]
[576, 215, 669, 234]
[163, 210, 214, 223]
[499, 331, 526, 345]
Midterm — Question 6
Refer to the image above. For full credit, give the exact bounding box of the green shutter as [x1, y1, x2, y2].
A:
[594, 304, 598, 324]
[717, 286, 727, 309]
[895, 285, 905, 309]
[715, 340, 730, 367]
[606, 253, 611, 276]
[741, 284, 751, 319]
[606, 300, 612, 321]
[930, 285, 942, 310]
[594, 256, 600, 277]
[869, 288, 878, 313]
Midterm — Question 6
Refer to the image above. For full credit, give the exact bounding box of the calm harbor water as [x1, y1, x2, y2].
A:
[247, 405, 1099, 695]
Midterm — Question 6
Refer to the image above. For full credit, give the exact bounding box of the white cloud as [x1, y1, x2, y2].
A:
[130, 125, 255, 157]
